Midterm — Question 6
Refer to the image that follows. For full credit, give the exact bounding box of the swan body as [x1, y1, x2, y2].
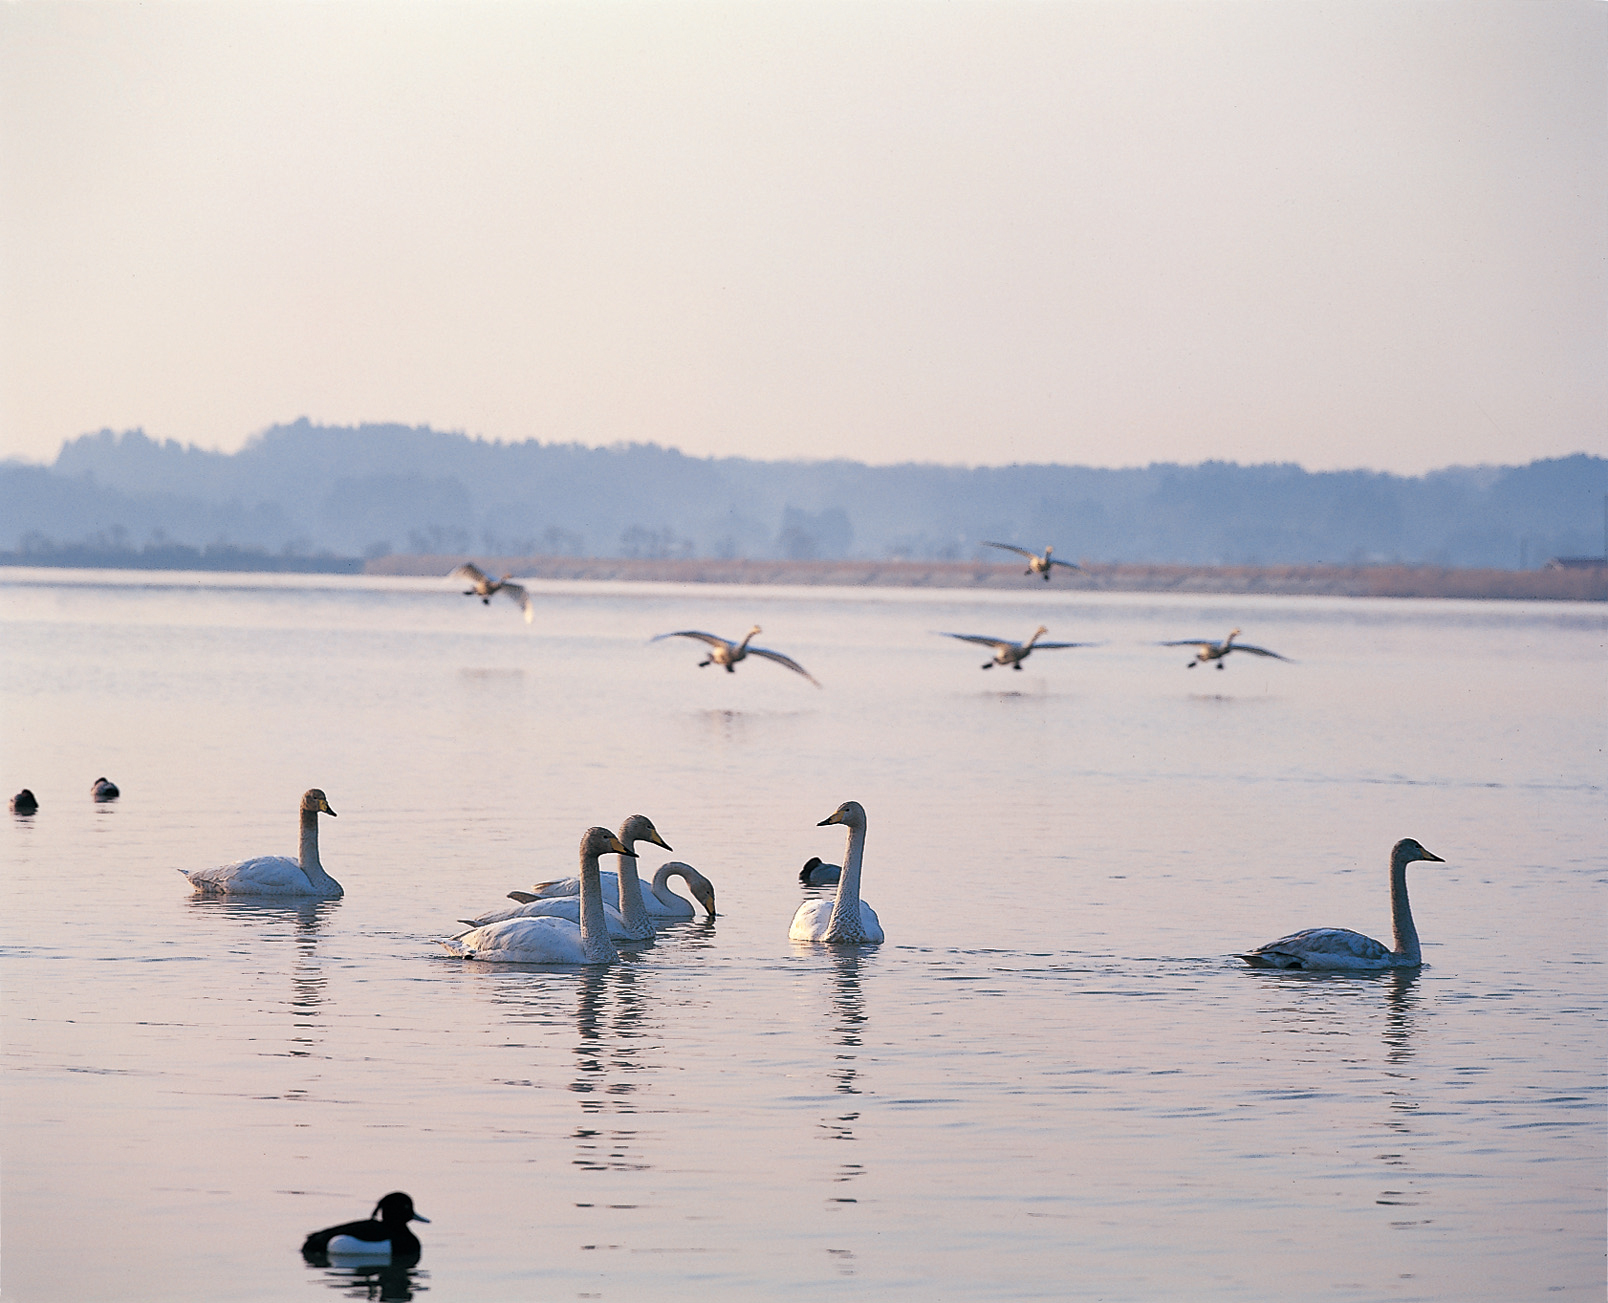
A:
[1238, 838, 1445, 970]
[982, 541, 1081, 580]
[91, 777, 120, 801]
[451, 562, 534, 623]
[790, 800, 883, 943]
[652, 625, 821, 686]
[458, 895, 633, 936]
[180, 789, 342, 897]
[516, 859, 716, 919]
[1161, 628, 1290, 670]
[440, 827, 629, 963]
[10, 789, 37, 815]
[302, 1192, 429, 1260]
[800, 855, 841, 885]
[940, 625, 1097, 670]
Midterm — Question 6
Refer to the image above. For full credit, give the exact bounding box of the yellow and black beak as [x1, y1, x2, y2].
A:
[608, 834, 633, 856]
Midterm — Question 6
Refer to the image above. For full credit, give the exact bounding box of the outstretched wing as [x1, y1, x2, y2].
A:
[748, 645, 822, 687]
[1159, 638, 1215, 648]
[1046, 557, 1082, 571]
[941, 632, 1013, 650]
[451, 562, 488, 583]
[1231, 643, 1291, 661]
[1031, 640, 1098, 650]
[981, 541, 1036, 560]
[500, 581, 534, 623]
[651, 630, 729, 649]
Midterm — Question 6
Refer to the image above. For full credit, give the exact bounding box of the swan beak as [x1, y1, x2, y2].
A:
[697, 888, 717, 918]
[1422, 850, 1445, 862]
[320, 799, 337, 817]
[606, 834, 634, 856]
[816, 814, 841, 827]
[647, 830, 673, 852]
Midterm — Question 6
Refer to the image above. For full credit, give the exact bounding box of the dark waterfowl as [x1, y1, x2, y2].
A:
[91, 777, 120, 802]
[799, 855, 841, 886]
[10, 789, 38, 815]
[302, 1191, 429, 1259]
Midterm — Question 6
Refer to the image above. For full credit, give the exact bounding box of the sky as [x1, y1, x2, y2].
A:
[1, 1, 1602, 475]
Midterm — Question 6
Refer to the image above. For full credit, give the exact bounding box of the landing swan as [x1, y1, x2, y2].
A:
[940, 625, 1097, 670]
[651, 626, 821, 687]
[302, 1192, 429, 1260]
[1160, 629, 1290, 670]
[790, 800, 883, 943]
[515, 858, 716, 919]
[1238, 838, 1445, 970]
[459, 815, 673, 940]
[180, 789, 342, 897]
[439, 827, 629, 964]
[800, 856, 841, 886]
[451, 562, 534, 623]
[982, 541, 1082, 581]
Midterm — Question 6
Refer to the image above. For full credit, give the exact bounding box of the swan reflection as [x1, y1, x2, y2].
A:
[569, 965, 655, 1173]
[814, 949, 871, 1209]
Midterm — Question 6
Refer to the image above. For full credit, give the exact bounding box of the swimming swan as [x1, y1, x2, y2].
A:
[302, 1192, 429, 1260]
[790, 800, 883, 943]
[800, 856, 841, 886]
[451, 562, 534, 623]
[982, 541, 1082, 581]
[940, 625, 1098, 670]
[440, 827, 630, 963]
[180, 789, 342, 897]
[515, 859, 716, 920]
[651, 626, 821, 686]
[1237, 838, 1445, 970]
[1160, 629, 1290, 670]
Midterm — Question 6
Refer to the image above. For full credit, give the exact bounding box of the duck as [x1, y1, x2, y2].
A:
[789, 800, 883, 943]
[799, 855, 841, 886]
[180, 789, 342, 897]
[10, 789, 38, 815]
[939, 625, 1098, 670]
[651, 626, 821, 686]
[514, 859, 716, 920]
[981, 541, 1082, 581]
[91, 777, 120, 802]
[1160, 629, 1290, 670]
[1238, 838, 1446, 970]
[451, 562, 534, 623]
[439, 827, 630, 963]
[302, 1191, 429, 1260]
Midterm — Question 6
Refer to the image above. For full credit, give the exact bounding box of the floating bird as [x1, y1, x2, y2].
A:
[302, 1192, 430, 1260]
[1159, 628, 1290, 670]
[10, 789, 38, 815]
[451, 562, 534, 623]
[940, 625, 1097, 671]
[790, 800, 883, 944]
[651, 626, 820, 686]
[1238, 838, 1446, 970]
[91, 777, 119, 802]
[179, 788, 342, 897]
[440, 827, 629, 963]
[799, 855, 841, 886]
[514, 860, 716, 920]
[982, 541, 1082, 581]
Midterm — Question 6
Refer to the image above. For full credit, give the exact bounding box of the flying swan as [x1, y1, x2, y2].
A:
[940, 625, 1097, 670]
[180, 788, 342, 897]
[1237, 838, 1446, 970]
[512, 858, 716, 920]
[439, 827, 631, 963]
[790, 800, 883, 944]
[982, 541, 1082, 581]
[1160, 629, 1290, 670]
[451, 562, 534, 623]
[651, 626, 821, 686]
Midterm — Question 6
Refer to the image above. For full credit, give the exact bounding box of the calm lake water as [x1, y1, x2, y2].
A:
[1, 568, 1603, 1302]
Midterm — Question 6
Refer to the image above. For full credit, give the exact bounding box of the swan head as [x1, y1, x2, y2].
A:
[372, 1192, 429, 1226]
[301, 789, 337, 817]
[817, 800, 867, 830]
[583, 826, 633, 859]
[661, 862, 716, 916]
[1226, 629, 1241, 642]
[1032, 625, 1049, 638]
[1392, 838, 1444, 866]
[619, 814, 672, 853]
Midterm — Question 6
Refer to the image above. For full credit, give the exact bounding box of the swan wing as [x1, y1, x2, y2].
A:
[651, 630, 729, 648]
[182, 855, 316, 895]
[1231, 643, 1291, 661]
[747, 645, 822, 686]
[439, 916, 587, 963]
[451, 562, 489, 584]
[1238, 927, 1395, 970]
[1030, 641, 1098, 650]
[788, 898, 835, 941]
[941, 632, 1013, 650]
[466, 896, 631, 937]
[1046, 557, 1082, 570]
[499, 581, 535, 623]
[1159, 639, 1215, 648]
[982, 541, 1036, 560]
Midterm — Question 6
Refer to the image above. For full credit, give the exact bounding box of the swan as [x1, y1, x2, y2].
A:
[982, 541, 1082, 581]
[800, 855, 841, 886]
[512, 859, 716, 920]
[790, 800, 883, 943]
[91, 776, 119, 802]
[451, 562, 534, 623]
[302, 1192, 429, 1260]
[440, 827, 629, 963]
[1160, 629, 1290, 670]
[10, 789, 38, 815]
[651, 626, 821, 686]
[180, 789, 342, 897]
[1238, 838, 1446, 970]
[940, 625, 1098, 670]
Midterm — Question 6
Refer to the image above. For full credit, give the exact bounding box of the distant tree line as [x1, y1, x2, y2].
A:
[1, 419, 1602, 570]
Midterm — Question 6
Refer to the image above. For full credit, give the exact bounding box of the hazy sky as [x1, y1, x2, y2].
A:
[2, 1, 1602, 473]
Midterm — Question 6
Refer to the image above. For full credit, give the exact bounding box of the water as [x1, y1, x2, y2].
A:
[1, 569, 1602, 1301]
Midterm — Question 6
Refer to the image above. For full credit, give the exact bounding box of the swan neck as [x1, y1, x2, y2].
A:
[1389, 851, 1420, 962]
[298, 808, 325, 884]
[615, 853, 652, 931]
[824, 821, 866, 940]
[579, 850, 620, 962]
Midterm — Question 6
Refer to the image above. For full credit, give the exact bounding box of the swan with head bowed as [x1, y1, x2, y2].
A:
[790, 800, 883, 944]
[458, 815, 674, 940]
[1238, 838, 1446, 970]
[180, 789, 342, 897]
[514, 850, 715, 921]
[440, 827, 631, 964]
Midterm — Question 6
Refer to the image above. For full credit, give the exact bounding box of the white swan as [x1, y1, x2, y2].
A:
[1160, 628, 1290, 670]
[790, 800, 883, 943]
[651, 626, 821, 686]
[180, 789, 342, 897]
[940, 625, 1098, 670]
[459, 814, 673, 940]
[451, 562, 534, 623]
[799, 855, 841, 886]
[439, 827, 629, 964]
[1238, 838, 1445, 970]
[982, 541, 1082, 581]
[514, 859, 716, 920]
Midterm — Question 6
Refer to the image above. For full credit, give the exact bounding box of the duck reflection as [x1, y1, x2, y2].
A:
[569, 964, 655, 1173]
[302, 1255, 428, 1301]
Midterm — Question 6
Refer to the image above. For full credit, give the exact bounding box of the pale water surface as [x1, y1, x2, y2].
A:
[1, 570, 1603, 1301]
